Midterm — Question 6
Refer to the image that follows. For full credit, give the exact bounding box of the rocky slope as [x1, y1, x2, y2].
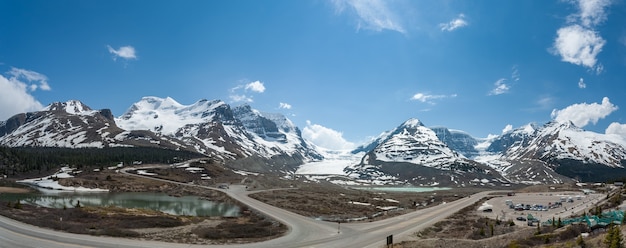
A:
[346, 119, 507, 186]
[116, 97, 321, 172]
[0, 100, 186, 150]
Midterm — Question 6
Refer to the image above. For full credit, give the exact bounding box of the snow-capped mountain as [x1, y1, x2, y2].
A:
[346, 119, 507, 186]
[232, 104, 322, 160]
[504, 121, 626, 167]
[431, 127, 479, 158]
[474, 121, 626, 183]
[4, 97, 626, 184]
[364, 119, 460, 168]
[0, 100, 187, 149]
[486, 123, 538, 154]
[116, 97, 321, 171]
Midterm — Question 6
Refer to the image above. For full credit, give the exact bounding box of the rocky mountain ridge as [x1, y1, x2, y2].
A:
[2, 97, 626, 184]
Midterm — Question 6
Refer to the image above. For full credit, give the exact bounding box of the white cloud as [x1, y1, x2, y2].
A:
[229, 80, 266, 103]
[552, 25, 605, 69]
[107, 45, 137, 61]
[606, 122, 626, 137]
[279, 102, 292, 109]
[245, 80, 265, 93]
[577, 0, 611, 27]
[489, 78, 510, 95]
[0, 70, 47, 120]
[552, 0, 611, 71]
[578, 77, 586, 88]
[332, 0, 406, 34]
[502, 124, 513, 134]
[550, 97, 618, 127]
[8, 67, 51, 91]
[302, 121, 355, 150]
[410, 92, 456, 104]
[229, 94, 252, 103]
[439, 14, 468, 32]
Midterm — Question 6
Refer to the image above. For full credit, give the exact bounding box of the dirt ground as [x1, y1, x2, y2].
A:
[249, 180, 483, 222]
[0, 186, 31, 193]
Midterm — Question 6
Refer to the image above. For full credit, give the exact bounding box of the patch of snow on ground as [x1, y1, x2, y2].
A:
[233, 170, 260, 176]
[137, 170, 157, 176]
[18, 167, 108, 192]
[349, 201, 371, 206]
[185, 167, 204, 173]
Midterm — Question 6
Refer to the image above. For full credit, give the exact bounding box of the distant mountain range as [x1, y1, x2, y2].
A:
[1, 97, 625, 184]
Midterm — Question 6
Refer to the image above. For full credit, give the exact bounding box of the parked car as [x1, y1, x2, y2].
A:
[516, 216, 527, 221]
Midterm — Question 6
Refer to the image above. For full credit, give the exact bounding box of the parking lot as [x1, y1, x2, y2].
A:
[478, 191, 604, 225]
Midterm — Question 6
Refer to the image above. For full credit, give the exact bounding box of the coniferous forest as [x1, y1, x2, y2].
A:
[0, 146, 206, 176]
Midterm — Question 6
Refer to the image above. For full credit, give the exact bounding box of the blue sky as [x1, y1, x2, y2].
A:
[1, 0, 626, 149]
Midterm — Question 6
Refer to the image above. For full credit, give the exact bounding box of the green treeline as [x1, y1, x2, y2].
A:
[0, 146, 206, 176]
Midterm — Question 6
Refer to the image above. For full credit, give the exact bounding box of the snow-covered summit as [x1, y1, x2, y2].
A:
[356, 118, 461, 168]
[0, 100, 180, 149]
[116, 96, 228, 135]
[507, 121, 626, 167]
[116, 97, 322, 167]
[43, 100, 98, 116]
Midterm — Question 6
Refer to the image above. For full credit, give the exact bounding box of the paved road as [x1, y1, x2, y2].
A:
[0, 166, 493, 248]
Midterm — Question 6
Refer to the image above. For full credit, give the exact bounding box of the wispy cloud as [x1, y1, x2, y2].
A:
[511, 65, 520, 82]
[577, 0, 611, 27]
[229, 80, 266, 103]
[107, 45, 137, 61]
[489, 78, 510, 95]
[410, 92, 457, 104]
[279, 102, 292, 109]
[536, 96, 555, 110]
[550, 97, 617, 127]
[551, 0, 611, 72]
[439, 14, 468, 32]
[0, 68, 49, 120]
[7, 67, 51, 91]
[332, 0, 406, 34]
[578, 77, 586, 88]
[489, 66, 520, 95]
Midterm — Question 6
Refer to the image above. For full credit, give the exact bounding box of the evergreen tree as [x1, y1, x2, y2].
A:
[605, 224, 624, 248]
[576, 234, 585, 248]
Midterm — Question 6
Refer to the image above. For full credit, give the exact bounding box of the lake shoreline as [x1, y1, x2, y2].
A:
[0, 186, 32, 194]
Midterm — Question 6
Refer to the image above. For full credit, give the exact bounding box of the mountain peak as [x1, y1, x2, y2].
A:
[43, 100, 95, 115]
[401, 118, 423, 128]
